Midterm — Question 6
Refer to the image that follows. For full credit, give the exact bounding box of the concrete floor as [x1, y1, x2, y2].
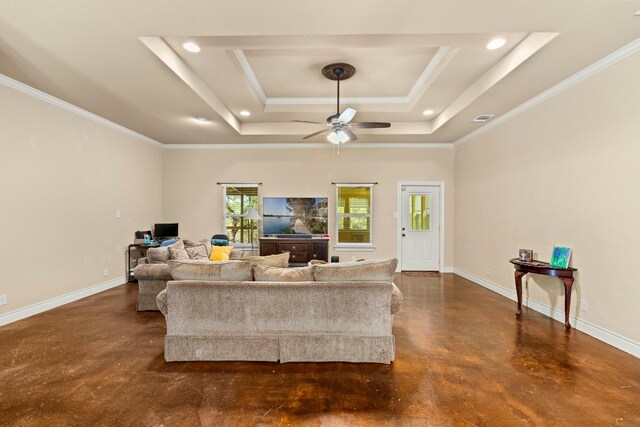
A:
[0, 273, 638, 426]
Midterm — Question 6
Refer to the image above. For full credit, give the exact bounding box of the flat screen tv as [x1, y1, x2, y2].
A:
[154, 223, 179, 240]
[263, 198, 328, 236]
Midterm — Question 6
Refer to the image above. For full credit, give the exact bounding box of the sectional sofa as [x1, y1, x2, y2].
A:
[132, 239, 281, 311]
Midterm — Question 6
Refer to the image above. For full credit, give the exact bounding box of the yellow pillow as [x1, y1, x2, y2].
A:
[209, 245, 234, 261]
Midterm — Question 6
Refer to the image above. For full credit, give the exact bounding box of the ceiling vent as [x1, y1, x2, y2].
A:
[473, 114, 495, 123]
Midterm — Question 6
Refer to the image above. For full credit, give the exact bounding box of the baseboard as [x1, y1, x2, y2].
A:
[0, 276, 125, 327]
[454, 268, 640, 359]
[441, 266, 454, 273]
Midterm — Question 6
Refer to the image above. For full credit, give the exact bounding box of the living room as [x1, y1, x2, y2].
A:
[1, 1, 639, 425]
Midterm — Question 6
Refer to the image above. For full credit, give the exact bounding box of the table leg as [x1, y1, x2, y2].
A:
[514, 270, 526, 317]
[562, 277, 574, 329]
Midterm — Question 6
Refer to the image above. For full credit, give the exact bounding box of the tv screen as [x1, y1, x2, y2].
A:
[263, 198, 328, 236]
[154, 223, 179, 239]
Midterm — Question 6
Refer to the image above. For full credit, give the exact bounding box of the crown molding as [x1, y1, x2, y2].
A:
[163, 142, 453, 150]
[453, 36, 640, 147]
[0, 73, 163, 148]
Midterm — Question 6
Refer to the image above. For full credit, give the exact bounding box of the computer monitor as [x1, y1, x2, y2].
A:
[154, 223, 179, 241]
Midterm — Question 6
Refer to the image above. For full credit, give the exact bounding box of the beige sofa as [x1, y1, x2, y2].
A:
[132, 239, 257, 311]
[155, 259, 402, 364]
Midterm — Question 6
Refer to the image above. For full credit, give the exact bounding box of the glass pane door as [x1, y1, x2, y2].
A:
[409, 194, 430, 231]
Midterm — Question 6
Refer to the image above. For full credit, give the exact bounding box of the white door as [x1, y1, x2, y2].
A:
[401, 185, 440, 271]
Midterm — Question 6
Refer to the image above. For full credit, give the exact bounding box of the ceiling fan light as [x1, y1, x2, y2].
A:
[327, 131, 341, 144]
[336, 129, 350, 143]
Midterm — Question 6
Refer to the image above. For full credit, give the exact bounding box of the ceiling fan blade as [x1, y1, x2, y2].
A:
[303, 128, 331, 140]
[291, 120, 323, 124]
[338, 107, 357, 124]
[348, 122, 391, 129]
[342, 127, 358, 142]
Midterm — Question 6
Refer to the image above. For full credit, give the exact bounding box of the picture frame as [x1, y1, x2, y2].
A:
[550, 246, 572, 268]
[519, 249, 533, 262]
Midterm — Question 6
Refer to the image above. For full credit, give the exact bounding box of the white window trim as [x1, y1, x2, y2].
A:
[222, 184, 259, 248]
[334, 183, 375, 250]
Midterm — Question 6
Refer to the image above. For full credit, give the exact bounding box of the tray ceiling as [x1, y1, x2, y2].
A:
[1, 0, 639, 145]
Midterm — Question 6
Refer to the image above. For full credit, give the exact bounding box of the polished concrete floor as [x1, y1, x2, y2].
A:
[1, 273, 638, 426]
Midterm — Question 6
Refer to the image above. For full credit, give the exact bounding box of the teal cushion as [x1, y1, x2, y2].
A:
[211, 238, 229, 246]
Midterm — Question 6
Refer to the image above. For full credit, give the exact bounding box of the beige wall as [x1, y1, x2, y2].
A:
[454, 53, 640, 343]
[163, 146, 454, 267]
[0, 83, 163, 317]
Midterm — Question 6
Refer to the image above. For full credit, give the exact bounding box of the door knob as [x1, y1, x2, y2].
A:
[402, 233, 406, 237]
[402, 227, 405, 231]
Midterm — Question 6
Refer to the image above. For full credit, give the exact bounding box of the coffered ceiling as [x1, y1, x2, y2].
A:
[1, 1, 639, 145]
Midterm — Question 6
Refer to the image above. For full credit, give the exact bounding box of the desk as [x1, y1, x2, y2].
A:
[127, 243, 159, 283]
[509, 258, 577, 329]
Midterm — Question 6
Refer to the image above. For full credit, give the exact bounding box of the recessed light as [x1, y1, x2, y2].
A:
[239, 110, 251, 117]
[473, 114, 495, 123]
[194, 117, 208, 123]
[636, 9, 640, 16]
[486, 38, 506, 50]
[182, 42, 201, 53]
[422, 109, 435, 116]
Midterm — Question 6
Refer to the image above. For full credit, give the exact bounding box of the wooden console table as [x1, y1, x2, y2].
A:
[259, 237, 329, 265]
[509, 258, 577, 329]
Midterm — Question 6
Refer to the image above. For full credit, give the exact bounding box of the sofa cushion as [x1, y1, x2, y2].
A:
[210, 245, 234, 261]
[245, 252, 290, 268]
[185, 245, 208, 260]
[147, 240, 184, 264]
[168, 260, 253, 281]
[313, 258, 398, 282]
[254, 264, 315, 282]
[132, 263, 173, 281]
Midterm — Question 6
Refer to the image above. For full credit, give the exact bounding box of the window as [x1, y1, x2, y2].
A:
[409, 194, 430, 231]
[223, 185, 258, 245]
[336, 184, 374, 248]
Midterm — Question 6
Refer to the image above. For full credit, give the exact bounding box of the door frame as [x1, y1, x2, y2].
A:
[396, 181, 445, 273]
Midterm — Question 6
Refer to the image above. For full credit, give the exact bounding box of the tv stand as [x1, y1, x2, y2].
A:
[259, 237, 329, 265]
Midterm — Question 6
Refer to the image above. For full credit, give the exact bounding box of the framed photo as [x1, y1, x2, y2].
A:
[519, 249, 533, 262]
[550, 246, 572, 268]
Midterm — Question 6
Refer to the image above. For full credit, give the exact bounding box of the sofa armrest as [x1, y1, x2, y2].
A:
[391, 283, 403, 315]
[156, 289, 168, 316]
[133, 263, 173, 281]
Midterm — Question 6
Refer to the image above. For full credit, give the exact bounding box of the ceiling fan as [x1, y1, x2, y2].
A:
[292, 63, 391, 144]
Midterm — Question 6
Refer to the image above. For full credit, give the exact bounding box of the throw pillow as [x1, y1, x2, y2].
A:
[313, 258, 398, 282]
[169, 245, 189, 260]
[160, 238, 179, 247]
[168, 260, 253, 281]
[185, 244, 209, 260]
[146, 240, 185, 264]
[210, 245, 234, 261]
[254, 264, 314, 282]
[245, 252, 290, 268]
[184, 239, 212, 257]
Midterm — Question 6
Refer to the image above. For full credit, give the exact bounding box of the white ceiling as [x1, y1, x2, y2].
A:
[1, 0, 639, 145]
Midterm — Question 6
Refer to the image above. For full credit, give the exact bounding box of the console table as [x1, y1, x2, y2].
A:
[509, 258, 577, 329]
[259, 237, 329, 265]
